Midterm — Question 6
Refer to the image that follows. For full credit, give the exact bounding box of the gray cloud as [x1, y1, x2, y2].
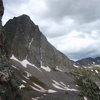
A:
[67, 48, 100, 61]
[67, 50, 96, 61]
[45, 0, 100, 23]
[3, 0, 28, 5]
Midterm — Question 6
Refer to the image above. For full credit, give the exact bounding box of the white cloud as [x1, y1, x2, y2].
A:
[3, 0, 48, 24]
[48, 31, 95, 53]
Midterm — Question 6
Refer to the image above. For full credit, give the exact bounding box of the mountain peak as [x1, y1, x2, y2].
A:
[75, 56, 100, 67]
[17, 14, 30, 18]
[4, 15, 72, 71]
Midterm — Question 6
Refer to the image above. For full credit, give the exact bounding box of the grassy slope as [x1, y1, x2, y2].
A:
[72, 66, 100, 100]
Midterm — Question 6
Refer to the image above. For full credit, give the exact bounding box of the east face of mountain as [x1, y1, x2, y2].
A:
[4, 14, 72, 71]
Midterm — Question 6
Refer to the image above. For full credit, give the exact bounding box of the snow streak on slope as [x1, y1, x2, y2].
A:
[56, 66, 63, 72]
[84, 96, 88, 100]
[10, 55, 41, 71]
[30, 82, 57, 93]
[52, 80, 79, 92]
[28, 38, 34, 49]
[41, 66, 51, 72]
[19, 84, 25, 89]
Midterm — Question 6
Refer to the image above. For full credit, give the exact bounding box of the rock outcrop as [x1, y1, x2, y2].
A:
[0, 1, 23, 100]
[0, 0, 4, 18]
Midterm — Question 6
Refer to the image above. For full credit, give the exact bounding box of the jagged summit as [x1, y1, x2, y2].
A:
[4, 14, 72, 71]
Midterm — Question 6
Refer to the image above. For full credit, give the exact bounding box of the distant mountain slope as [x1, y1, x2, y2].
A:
[75, 57, 100, 67]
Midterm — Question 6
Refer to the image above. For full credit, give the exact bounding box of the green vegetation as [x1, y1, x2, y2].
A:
[73, 67, 100, 100]
[21, 87, 33, 92]
[77, 76, 100, 100]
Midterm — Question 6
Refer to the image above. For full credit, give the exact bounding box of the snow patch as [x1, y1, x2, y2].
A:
[84, 96, 88, 100]
[10, 55, 19, 62]
[12, 65, 19, 70]
[52, 80, 78, 92]
[30, 83, 57, 93]
[33, 82, 44, 90]
[40, 47, 43, 67]
[91, 69, 93, 72]
[60, 81, 66, 87]
[41, 66, 51, 72]
[28, 38, 33, 49]
[32, 97, 41, 100]
[74, 64, 79, 68]
[22, 80, 27, 83]
[19, 84, 25, 89]
[86, 65, 100, 68]
[21, 59, 32, 68]
[93, 62, 95, 65]
[76, 85, 79, 87]
[52, 80, 61, 86]
[48, 89, 57, 93]
[10, 55, 41, 72]
[23, 76, 29, 80]
[95, 70, 99, 73]
[25, 71, 32, 77]
[56, 66, 63, 72]
[30, 85, 42, 92]
[95, 65, 100, 67]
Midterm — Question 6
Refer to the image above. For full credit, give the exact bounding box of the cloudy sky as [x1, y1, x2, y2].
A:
[2, 0, 100, 60]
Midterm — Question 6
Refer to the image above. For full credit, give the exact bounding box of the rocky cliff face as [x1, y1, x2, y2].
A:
[0, 1, 23, 100]
[4, 15, 72, 71]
